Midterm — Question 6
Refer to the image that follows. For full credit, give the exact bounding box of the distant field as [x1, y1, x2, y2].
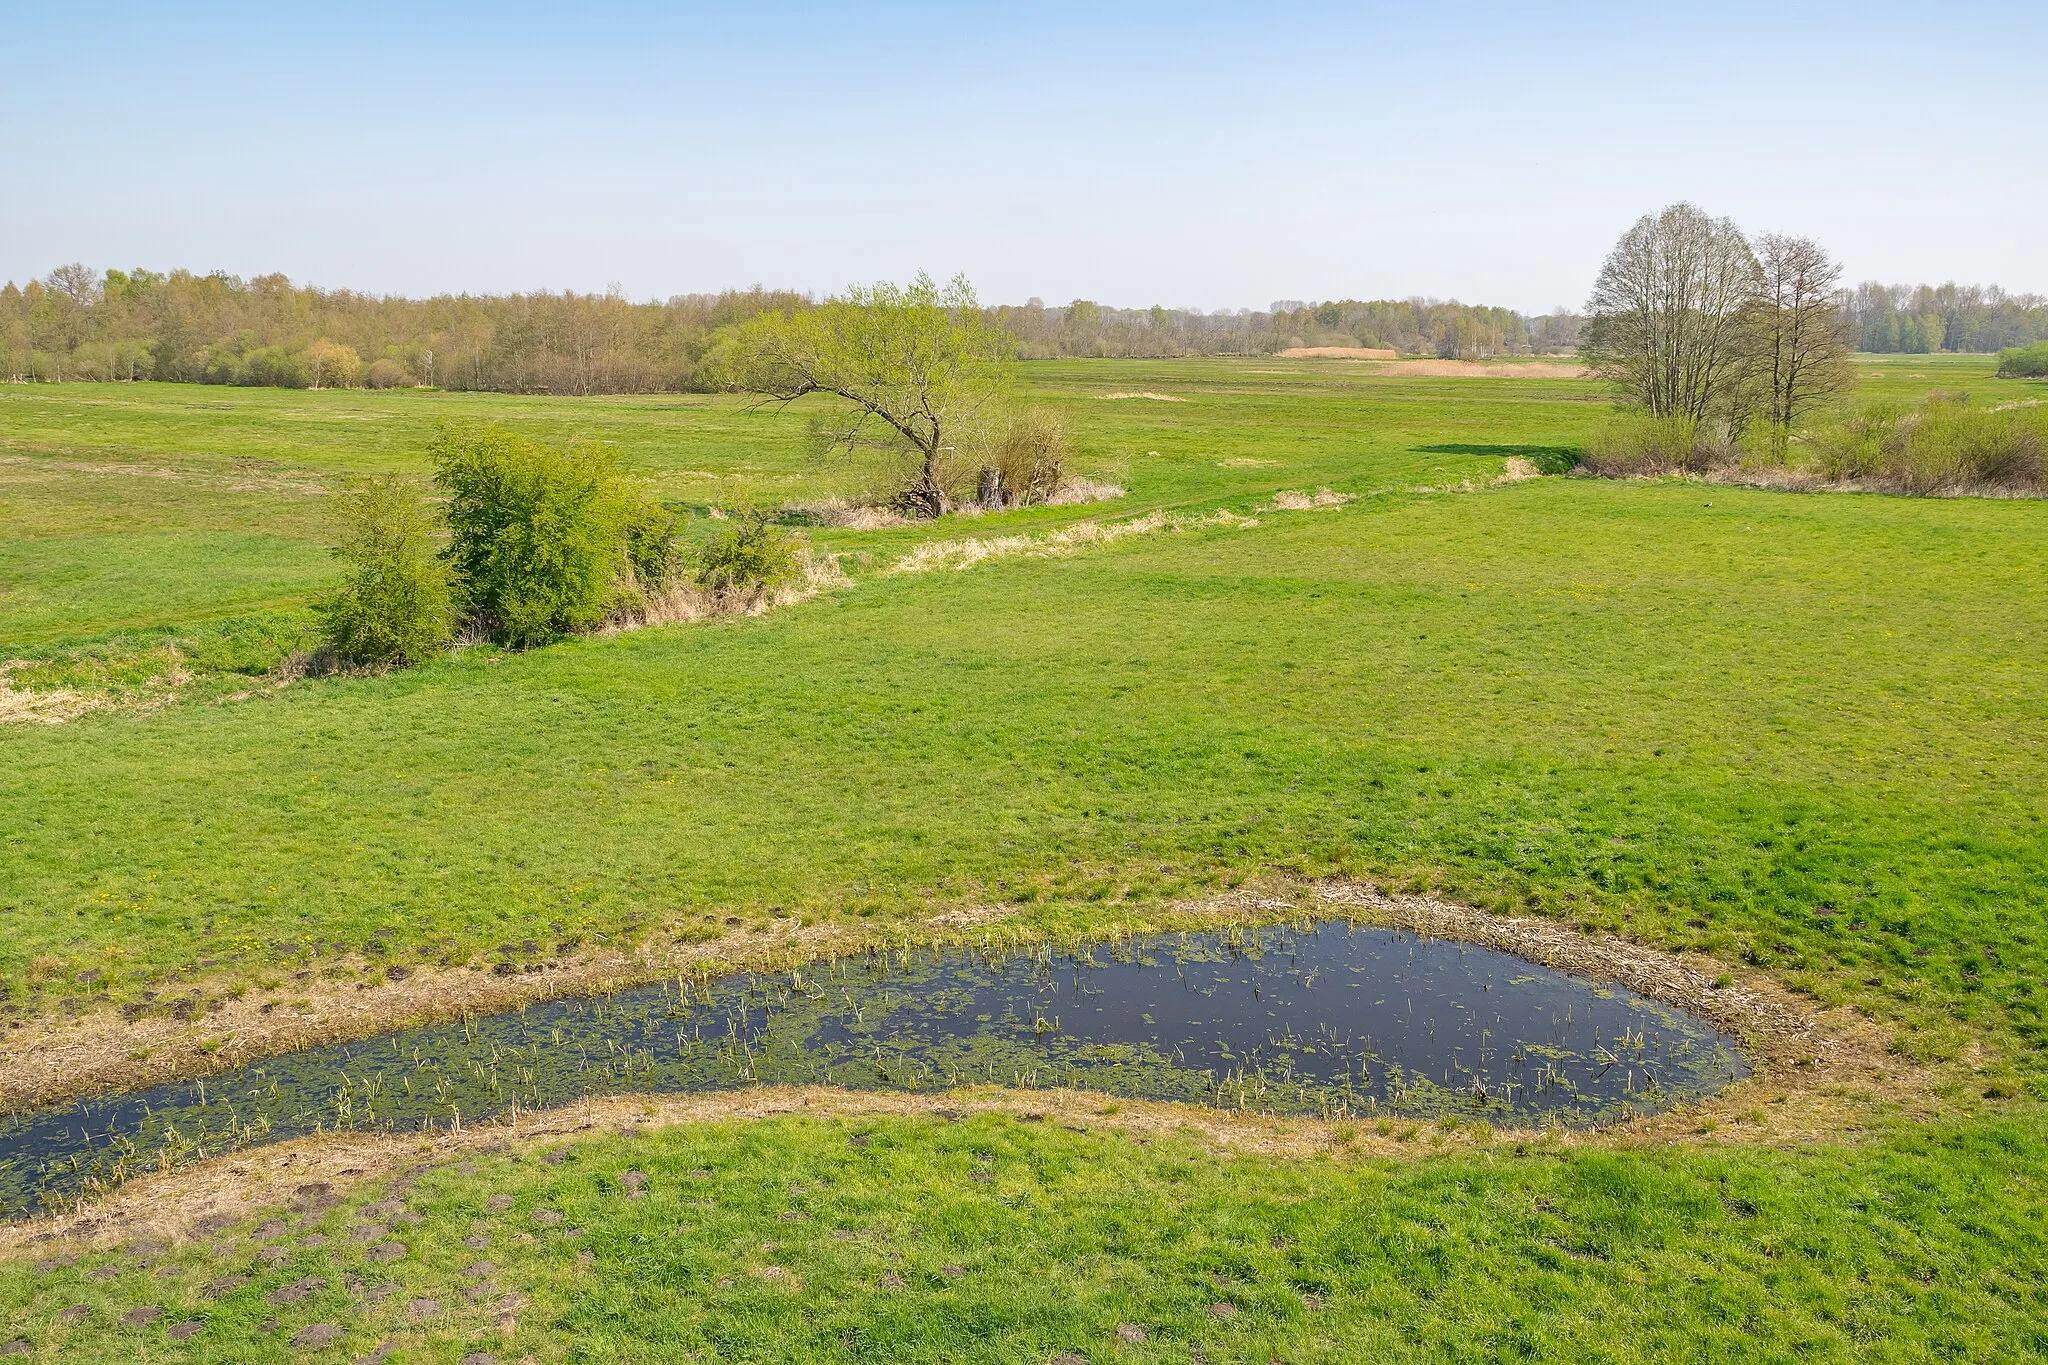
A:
[3, 354, 2020, 656]
[0, 356, 1656, 651]
[2, 353, 2044, 1360]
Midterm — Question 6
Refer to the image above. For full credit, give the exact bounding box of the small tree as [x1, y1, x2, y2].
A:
[432, 423, 674, 646]
[314, 477, 455, 668]
[1582, 203, 1759, 424]
[1749, 233, 1853, 435]
[307, 338, 362, 389]
[723, 273, 1012, 517]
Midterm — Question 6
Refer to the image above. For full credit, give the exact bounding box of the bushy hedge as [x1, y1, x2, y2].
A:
[986, 409, 1071, 506]
[315, 424, 684, 665]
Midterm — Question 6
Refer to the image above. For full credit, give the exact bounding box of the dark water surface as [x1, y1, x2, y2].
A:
[0, 922, 1745, 1216]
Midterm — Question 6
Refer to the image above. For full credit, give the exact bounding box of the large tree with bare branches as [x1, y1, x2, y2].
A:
[1749, 233, 1853, 431]
[722, 273, 1012, 517]
[1581, 203, 1759, 424]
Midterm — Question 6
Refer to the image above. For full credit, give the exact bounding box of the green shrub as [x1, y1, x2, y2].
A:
[313, 477, 455, 668]
[431, 423, 675, 646]
[620, 495, 683, 599]
[695, 509, 800, 598]
[1807, 394, 2044, 494]
[240, 346, 309, 389]
[1578, 415, 1733, 477]
[1996, 342, 2048, 379]
[1805, 404, 1899, 482]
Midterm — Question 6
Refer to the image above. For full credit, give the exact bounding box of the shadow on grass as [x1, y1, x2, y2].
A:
[1417, 443, 1582, 475]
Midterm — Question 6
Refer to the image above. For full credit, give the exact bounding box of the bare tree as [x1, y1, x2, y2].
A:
[45, 262, 100, 306]
[1582, 203, 1759, 423]
[1749, 233, 1853, 431]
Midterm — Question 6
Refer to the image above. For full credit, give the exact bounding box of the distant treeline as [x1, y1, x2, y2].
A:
[0, 266, 806, 394]
[995, 297, 1583, 359]
[1840, 282, 2048, 354]
[0, 264, 1586, 393]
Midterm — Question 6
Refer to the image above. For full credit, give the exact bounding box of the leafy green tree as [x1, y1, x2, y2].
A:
[314, 477, 455, 668]
[722, 273, 1012, 517]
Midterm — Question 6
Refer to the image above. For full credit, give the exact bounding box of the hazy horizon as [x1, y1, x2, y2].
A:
[5, 1, 2042, 313]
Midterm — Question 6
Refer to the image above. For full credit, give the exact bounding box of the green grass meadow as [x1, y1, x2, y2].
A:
[2, 353, 2046, 1359]
[1, 1112, 2043, 1363]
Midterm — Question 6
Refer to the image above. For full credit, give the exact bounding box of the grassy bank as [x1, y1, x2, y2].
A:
[3, 1108, 2043, 1362]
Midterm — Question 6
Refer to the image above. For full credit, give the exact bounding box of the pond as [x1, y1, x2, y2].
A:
[0, 921, 1747, 1217]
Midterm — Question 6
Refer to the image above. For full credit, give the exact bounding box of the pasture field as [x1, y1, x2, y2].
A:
[0, 352, 2045, 1360]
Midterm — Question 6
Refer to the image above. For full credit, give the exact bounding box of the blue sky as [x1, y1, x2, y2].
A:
[3, 1, 2042, 311]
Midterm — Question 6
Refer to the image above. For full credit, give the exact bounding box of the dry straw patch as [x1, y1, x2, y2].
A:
[1095, 392, 1187, 402]
[1268, 488, 1352, 511]
[0, 658, 190, 726]
[1278, 346, 1398, 359]
[611, 551, 850, 632]
[0, 668, 104, 725]
[0, 454, 330, 497]
[888, 508, 1255, 576]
